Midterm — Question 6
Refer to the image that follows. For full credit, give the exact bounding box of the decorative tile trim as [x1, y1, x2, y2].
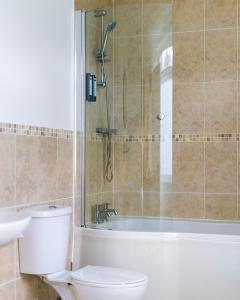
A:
[0, 122, 73, 139]
[86, 132, 240, 143]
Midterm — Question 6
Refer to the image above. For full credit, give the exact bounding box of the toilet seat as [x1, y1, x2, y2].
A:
[71, 265, 148, 288]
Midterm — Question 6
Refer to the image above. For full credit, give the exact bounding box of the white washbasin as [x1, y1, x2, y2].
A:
[0, 210, 31, 246]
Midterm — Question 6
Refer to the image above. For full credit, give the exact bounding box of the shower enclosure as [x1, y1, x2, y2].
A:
[74, 1, 240, 300]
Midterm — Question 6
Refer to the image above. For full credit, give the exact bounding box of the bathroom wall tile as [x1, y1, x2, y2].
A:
[114, 192, 142, 216]
[205, 29, 237, 81]
[173, 83, 204, 134]
[143, 192, 160, 217]
[173, 32, 204, 83]
[0, 135, 15, 208]
[143, 1, 172, 34]
[0, 282, 15, 300]
[38, 279, 58, 300]
[143, 142, 160, 191]
[142, 34, 172, 86]
[0, 242, 15, 285]
[85, 141, 102, 194]
[143, 84, 160, 135]
[205, 81, 237, 134]
[38, 137, 57, 202]
[173, 0, 204, 32]
[114, 37, 142, 86]
[205, 0, 237, 29]
[160, 193, 204, 219]
[205, 142, 237, 193]
[114, 0, 142, 37]
[16, 276, 38, 300]
[162, 142, 204, 193]
[88, 0, 112, 10]
[16, 136, 39, 205]
[86, 26, 98, 77]
[75, 0, 88, 10]
[205, 194, 238, 220]
[114, 142, 142, 192]
[86, 194, 101, 223]
[114, 85, 142, 135]
[101, 140, 114, 193]
[57, 138, 73, 199]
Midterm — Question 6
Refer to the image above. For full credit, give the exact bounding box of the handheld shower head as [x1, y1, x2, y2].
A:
[101, 21, 117, 55]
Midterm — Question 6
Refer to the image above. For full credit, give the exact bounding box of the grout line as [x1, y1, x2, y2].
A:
[237, 0, 239, 218]
[203, 0, 206, 219]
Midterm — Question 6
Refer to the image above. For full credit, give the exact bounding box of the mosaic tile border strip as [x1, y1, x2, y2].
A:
[86, 133, 240, 143]
[0, 122, 73, 139]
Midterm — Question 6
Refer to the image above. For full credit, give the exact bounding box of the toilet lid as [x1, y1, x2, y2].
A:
[71, 265, 147, 286]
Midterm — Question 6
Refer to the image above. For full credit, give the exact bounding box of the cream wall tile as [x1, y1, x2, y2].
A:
[205, 29, 237, 81]
[205, 0, 237, 29]
[143, 142, 160, 191]
[16, 276, 38, 300]
[115, 192, 142, 216]
[16, 136, 39, 205]
[38, 279, 58, 300]
[173, 83, 204, 134]
[38, 137, 57, 201]
[173, 0, 204, 32]
[88, 0, 112, 10]
[205, 142, 237, 193]
[205, 194, 238, 220]
[101, 139, 114, 193]
[75, 0, 88, 10]
[173, 32, 204, 83]
[114, 0, 142, 37]
[114, 37, 142, 86]
[143, 1, 172, 34]
[0, 282, 15, 300]
[114, 142, 142, 191]
[0, 243, 15, 285]
[57, 138, 73, 199]
[0, 135, 15, 208]
[143, 192, 160, 217]
[205, 81, 237, 134]
[163, 142, 204, 193]
[160, 193, 204, 219]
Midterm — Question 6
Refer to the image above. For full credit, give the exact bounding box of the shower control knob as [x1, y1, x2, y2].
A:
[156, 113, 165, 121]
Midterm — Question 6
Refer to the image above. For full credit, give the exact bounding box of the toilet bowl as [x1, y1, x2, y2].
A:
[19, 205, 148, 300]
[44, 265, 147, 300]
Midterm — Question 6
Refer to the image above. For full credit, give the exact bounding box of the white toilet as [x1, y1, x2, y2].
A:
[18, 205, 148, 300]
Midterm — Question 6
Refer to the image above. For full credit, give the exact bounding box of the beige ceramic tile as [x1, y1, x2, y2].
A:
[38, 137, 57, 201]
[142, 34, 172, 86]
[205, 142, 237, 193]
[38, 279, 58, 300]
[162, 142, 204, 193]
[114, 36, 142, 86]
[57, 139, 73, 198]
[173, 0, 204, 32]
[86, 194, 101, 223]
[143, 192, 160, 217]
[205, 0, 237, 29]
[75, 0, 88, 10]
[114, 192, 142, 216]
[101, 140, 114, 193]
[0, 135, 15, 208]
[173, 83, 204, 134]
[16, 276, 38, 300]
[88, 0, 112, 10]
[143, 142, 160, 191]
[205, 29, 237, 81]
[85, 141, 102, 194]
[205, 194, 238, 220]
[143, 1, 172, 34]
[114, 85, 142, 135]
[0, 282, 15, 300]
[205, 81, 237, 134]
[16, 136, 39, 205]
[114, 0, 142, 37]
[143, 84, 161, 135]
[0, 242, 15, 285]
[173, 32, 204, 82]
[160, 193, 204, 219]
[114, 142, 142, 191]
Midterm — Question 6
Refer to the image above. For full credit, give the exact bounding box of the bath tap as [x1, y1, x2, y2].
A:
[94, 203, 118, 224]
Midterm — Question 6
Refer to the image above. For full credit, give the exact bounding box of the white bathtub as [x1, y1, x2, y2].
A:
[77, 217, 240, 300]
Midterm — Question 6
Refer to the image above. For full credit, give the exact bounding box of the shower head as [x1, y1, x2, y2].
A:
[107, 21, 117, 32]
[100, 21, 117, 56]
